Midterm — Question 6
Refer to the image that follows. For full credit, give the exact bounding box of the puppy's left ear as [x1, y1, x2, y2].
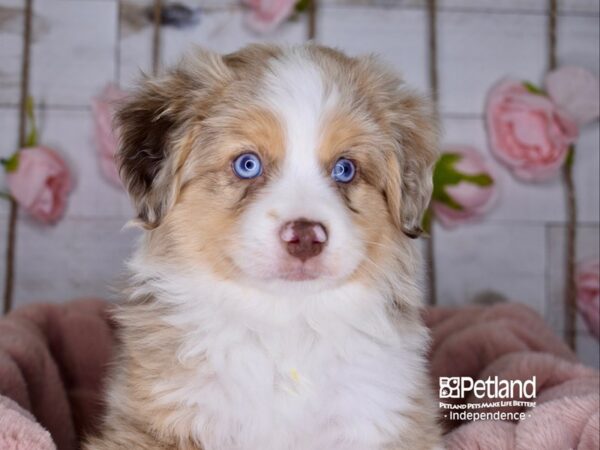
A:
[355, 56, 438, 238]
[388, 91, 439, 238]
[377, 80, 439, 238]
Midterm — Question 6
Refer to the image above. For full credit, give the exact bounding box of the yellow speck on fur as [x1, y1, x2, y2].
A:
[290, 368, 300, 383]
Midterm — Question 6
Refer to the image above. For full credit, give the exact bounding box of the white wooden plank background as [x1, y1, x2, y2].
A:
[0, 0, 598, 365]
[29, 0, 118, 107]
[0, 0, 23, 106]
[0, 108, 19, 215]
[13, 217, 139, 302]
[0, 107, 19, 300]
[162, 5, 307, 66]
[31, 108, 132, 218]
[119, 0, 154, 87]
[547, 224, 600, 367]
[322, 0, 600, 14]
[438, 10, 547, 116]
[318, 6, 429, 92]
[434, 223, 547, 309]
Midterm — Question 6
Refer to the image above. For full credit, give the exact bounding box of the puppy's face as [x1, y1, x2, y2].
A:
[118, 45, 438, 289]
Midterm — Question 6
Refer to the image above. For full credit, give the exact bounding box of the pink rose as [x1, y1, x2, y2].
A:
[6, 146, 72, 224]
[576, 259, 599, 339]
[242, 0, 297, 34]
[485, 79, 579, 182]
[431, 148, 498, 228]
[91, 83, 127, 187]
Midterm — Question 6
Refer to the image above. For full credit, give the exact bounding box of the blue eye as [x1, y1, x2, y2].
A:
[232, 153, 262, 179]
[331, 158, 356, 183]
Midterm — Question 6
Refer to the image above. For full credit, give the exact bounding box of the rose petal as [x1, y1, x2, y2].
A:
[92, 83, 127, 188]
[431, 202, 471, 228]
[6, 146, 72, 224]
[242, 0, 297, 34]
[545, 66, 600, 127]
[485, 78, 578, 182]
[433, 148, 498, 228]
[445, 182, 495, 211]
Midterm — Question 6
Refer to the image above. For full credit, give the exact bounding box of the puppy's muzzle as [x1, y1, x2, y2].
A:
[280, 220, 328, 262]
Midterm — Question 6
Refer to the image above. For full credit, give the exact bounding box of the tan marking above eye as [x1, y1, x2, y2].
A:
[317, 108, 393, 188]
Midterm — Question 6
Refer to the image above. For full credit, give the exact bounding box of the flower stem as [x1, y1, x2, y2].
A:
[4, 0, 32, 314]
[548, 0, 577, 351]
[563, 152, 578, 351]
[426, 0, 438, 305]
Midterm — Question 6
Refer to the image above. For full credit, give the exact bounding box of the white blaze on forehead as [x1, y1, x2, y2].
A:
[260, 49, 340, 175]
[231, 49, 365, 284]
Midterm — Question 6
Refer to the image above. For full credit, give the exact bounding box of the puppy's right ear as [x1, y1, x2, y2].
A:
[117, 48, 232, 228]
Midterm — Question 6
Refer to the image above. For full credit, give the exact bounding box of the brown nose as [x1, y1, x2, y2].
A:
[280, 220, 328, 262]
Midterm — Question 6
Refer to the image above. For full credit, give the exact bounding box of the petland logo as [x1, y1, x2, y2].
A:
[439, 376, 536, 399]
[438, 376, 537, 422]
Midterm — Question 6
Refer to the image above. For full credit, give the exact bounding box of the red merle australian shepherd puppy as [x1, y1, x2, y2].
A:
[85, 43, 442, 450]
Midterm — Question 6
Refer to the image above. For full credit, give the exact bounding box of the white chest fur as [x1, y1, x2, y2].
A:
[140, 273, 428, 450]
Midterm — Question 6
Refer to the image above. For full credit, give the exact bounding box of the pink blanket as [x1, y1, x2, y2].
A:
[425, 304, 599, 449]
[0, 300, 114, 450]
[0, 300, 598, 449]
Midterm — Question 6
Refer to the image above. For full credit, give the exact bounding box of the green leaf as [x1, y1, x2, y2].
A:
[432, 153, 464, 210]
[1, 152, 19, 172]
[24, 95, 38, 147]
[431, 152, 494, 210]
[25, 95, 35, 122]
[466, 173, 494, 187]
[0, 191, 12, 201]
[421, 207, 432, 234]
[25, 127, 37, 147]
[295, 0, 310, 13]
[565, 145, 575, 168]
[523, 81, 546, 96]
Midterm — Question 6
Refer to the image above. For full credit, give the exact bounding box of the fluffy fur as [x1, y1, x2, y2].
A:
[85, 44, 441, 450]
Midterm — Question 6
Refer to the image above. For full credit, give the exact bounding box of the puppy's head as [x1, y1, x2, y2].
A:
[118, 44, 438, 289]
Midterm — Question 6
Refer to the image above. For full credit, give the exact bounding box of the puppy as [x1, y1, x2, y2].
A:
[85, 44, 441, 450]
